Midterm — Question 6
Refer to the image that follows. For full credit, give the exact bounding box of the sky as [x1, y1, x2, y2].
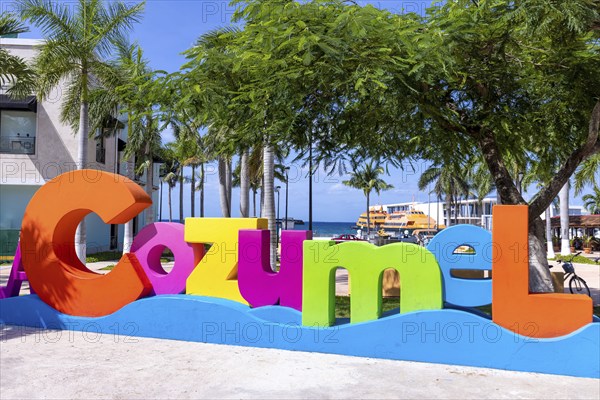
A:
[9, 0, 596, 222]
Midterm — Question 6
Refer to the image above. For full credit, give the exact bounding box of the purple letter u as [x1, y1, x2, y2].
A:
[238, 230, 311, 311]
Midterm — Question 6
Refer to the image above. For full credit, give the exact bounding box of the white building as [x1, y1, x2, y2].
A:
[0, 38, 161, 257]
[541, 205, 589, 219]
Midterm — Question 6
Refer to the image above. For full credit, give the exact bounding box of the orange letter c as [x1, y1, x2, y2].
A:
[20, 170, 153, 317]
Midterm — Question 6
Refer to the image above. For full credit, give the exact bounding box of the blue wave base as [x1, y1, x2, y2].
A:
[1, 295, 598, 378]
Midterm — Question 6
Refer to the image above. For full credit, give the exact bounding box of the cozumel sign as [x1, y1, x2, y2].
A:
[0, 170, 598, 378]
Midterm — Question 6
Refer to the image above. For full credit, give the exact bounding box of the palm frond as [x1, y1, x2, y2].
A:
[94, 1, 145, 58]
[0, 49, 36, 98]
[19, 0, 76, 40]
[0, 13, 29, 36]
[574, 153, 600, 195]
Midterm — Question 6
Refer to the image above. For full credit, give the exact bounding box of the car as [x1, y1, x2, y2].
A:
[331, 234, 367, 244]
[412, 229, 440, 246]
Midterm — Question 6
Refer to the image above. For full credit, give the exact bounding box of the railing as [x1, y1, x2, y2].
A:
[0, 229, 20, 257]
[0, 136, 35, 155]
[481, 215, 493, 231]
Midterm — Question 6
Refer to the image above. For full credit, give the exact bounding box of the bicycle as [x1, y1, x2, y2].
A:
[554, 252, 591, 297]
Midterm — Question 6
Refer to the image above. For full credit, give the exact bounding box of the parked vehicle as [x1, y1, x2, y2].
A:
[553, 252, 591, 297]
[331, 234, 368, 244]
[413, 229, 440, 246]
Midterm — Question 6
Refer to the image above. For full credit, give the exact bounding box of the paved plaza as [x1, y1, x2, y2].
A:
[1, 325, 599, 400]
[1, 254, 599, 399]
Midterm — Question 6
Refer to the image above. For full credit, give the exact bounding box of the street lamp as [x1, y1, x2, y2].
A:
[276, 185, 281, 249]
[308, 130, 313, 231]
[427, 185, 431, 229]
[284, 167, 290, 230]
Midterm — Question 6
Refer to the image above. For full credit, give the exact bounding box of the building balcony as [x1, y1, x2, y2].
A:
[0, 135, 35, 155]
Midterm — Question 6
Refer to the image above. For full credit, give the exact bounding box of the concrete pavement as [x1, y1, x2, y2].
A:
[1, 257, 599, 398]
[1, 326, 599, 399]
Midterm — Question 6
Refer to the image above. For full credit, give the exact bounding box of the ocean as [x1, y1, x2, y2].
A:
[161, 220, 357, 238]
[291, 221, 357, 237]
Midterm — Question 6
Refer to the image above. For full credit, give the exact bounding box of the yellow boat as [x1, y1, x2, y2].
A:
[356, 209, 388, 230]
[381, 209, 445, 233]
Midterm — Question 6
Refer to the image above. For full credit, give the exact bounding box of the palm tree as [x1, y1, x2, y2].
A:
[168, 132, 195, 222]
[163, 170, 178, 222]
[559, 181, 571, 255]
[465, 159, 495, 224]
[194, 167, 206, 217]
[343, 160, 394, 236]
[260, 142, 277, 267]
[20, 0, 144, 262]
[114, 48, 164, 230]
[114, 42, 148, 253]
[183, 27, 244, 219]
[418, 162, 469, 228]
[574, 154, 600, 195]
[201, 124, 234, 219]
[239, 149, 250, 217]
[233, 145, 288, 218]
[185, 153, 202, 218]
[72, 40, 152, 254]
[218, 155, 233, 217]
[161, 146, 180, 222]
[160, 89, 208, 219]
[183, 26, 278, 260]
[582, 187, 600, 214]
[0, 13, 36, 97]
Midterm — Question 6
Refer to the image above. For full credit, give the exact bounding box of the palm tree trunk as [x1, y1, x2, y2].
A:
[240, 150, 250, 217]
[437, 195, 441, 229]
[445, 194, 452, 227]
[546, 206, 555, 258]
[263, 143, 277, 270]
[226, 158, 233, 215]
[168, 186, 173, 222]
[75, 96, 89, 263]
[454, 196, 460, 225]
[159, 181, 163, 221]
[260, 179, 264, 217]
[559, 181, 570, 255]
[145, 149, 155, 226]
[191, 165, 196, 218]
[366, 192, 371, 237]
[122, 134, 135, 254]
[199, 163, 205, 217]
[252, 188, 257, 217]
[218, 157, 231, 217]
[179, 165, 184, 222]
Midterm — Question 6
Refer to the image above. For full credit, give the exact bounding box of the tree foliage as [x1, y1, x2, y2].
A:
[582, 187, 600, 214]
[20, 0, 145, 131]
[343, 160, 393, 235]
[175, 0, 599, 288]
[0, 12, 36, 97]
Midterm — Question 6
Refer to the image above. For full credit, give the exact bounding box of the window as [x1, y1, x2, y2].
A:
[96, 135, 106, 164]
[110, 224, 118, 250]
[0, 110, 36, 154]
